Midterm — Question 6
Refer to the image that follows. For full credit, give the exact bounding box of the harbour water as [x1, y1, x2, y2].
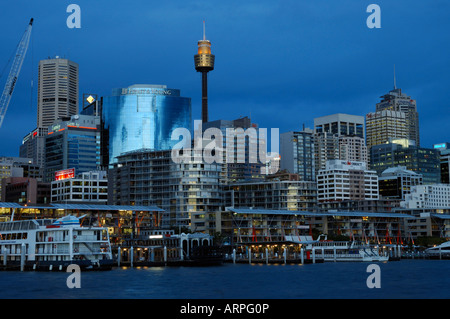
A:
[0, 259, 449, 299]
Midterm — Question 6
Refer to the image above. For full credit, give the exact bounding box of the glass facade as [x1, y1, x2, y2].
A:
[370, 143, 440, 185]
[44, 115, 101, 182]
[280, 131, 315, 182]
[102, 85, 191, 164]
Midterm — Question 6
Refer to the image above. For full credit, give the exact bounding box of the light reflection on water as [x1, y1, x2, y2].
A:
[0, 260, 449, 299]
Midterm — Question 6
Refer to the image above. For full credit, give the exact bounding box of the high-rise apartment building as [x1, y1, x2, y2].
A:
[313, 132, 339, 176]
[37, 57, 79, 128]
[109, 149, 222, 233]
[374, 87, 419, 146]
[224, 180, 317, 211]
[338, 135, 368, 166]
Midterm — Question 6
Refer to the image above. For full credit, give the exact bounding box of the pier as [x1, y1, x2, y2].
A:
[223, 242, 325, 265]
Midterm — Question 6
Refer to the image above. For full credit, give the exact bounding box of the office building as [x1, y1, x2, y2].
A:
[375, 87, 420, 146]
[19, 127, 48, 170]
[102, 84, 191, 164]
[401, 184, 450, 209]
[314, 113, 365, 139]
[0, 157, 41, 196]
[434, 142, 450, 184]
[37, 57, 79, 128]
[1, 177, 50, 205]
[51, 170, 108, 204]
[317, 160, 379, 202]
[280, 129, 315, 181]
[21, 57, 79, 172]
[370, 139, 440, 184]
[378, 166, 423, 200]
[44, 114, 101, 182]
[366, 110, 408, 150]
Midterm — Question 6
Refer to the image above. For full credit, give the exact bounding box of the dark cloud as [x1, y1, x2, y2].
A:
[0, 0, 449, 157]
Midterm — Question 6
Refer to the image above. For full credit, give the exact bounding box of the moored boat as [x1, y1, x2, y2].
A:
[0, 215, 114, 271]
[306, 236, 389, 262]
[424, 241, 450, 259]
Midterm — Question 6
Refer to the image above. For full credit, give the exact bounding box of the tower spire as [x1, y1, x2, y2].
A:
[393, 64, 397, 90]
[203, 20, 206, 40]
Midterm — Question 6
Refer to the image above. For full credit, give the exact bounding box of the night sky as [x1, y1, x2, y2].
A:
[1, 0, 449, 157]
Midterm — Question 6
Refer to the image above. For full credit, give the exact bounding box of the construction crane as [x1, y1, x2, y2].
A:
[0, 18, 33, 128]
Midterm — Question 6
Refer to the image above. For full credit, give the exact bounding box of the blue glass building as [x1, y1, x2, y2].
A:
[102, 85, 191, 164]
[44, 114, 101, 182]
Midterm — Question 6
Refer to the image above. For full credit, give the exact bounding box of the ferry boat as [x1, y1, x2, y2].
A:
[424, 241, 450, 259]
[0, 215, 114, 271]
[310, 240, 389, 262]
[284, 234, 389, 262]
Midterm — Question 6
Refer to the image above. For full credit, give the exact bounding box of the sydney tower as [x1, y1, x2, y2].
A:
[194, 22, 215, 123]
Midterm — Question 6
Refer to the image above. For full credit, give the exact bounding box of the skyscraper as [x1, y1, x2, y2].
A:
[194, 22, 215, 123]
[313, 113, 366, 176]
[374, 87, 419, 146]
[314, 113, 365, 139]
[44, 114, 101, 182]
[202, 116, 264, 184]
[433, 142, 450, 184]
[370, 139, 440, 184]
[102, 84, 191, 164]
[366, 109, 408, 150]
[280, 129, 315, 181]
[20, 57, 79, 172]
[37, 57, 79, 128]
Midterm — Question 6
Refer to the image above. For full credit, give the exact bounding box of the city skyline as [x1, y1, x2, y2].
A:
[1, 1, 450, 158]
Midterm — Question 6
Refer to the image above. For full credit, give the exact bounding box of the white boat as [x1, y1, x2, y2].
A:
[0, 215, 114, 271]
[310, 240, 389, 262]
[425, 241, 450, 259]
[285, 234, 389, 262]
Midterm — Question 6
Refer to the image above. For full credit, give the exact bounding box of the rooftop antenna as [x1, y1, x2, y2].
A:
[393, 64, 397, 90]
[203, 20, 206, 40]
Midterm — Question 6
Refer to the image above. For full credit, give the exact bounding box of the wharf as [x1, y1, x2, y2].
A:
[224, 258, 323, 265]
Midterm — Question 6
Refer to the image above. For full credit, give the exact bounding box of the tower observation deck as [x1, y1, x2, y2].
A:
[194, 22, 215, 123]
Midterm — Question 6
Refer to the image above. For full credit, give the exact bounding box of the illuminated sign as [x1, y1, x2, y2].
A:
[55, 168, 75, 181]
[121, 88, 172, 96]
[434, 143, 447, 149]
[86, 95, 95, 104]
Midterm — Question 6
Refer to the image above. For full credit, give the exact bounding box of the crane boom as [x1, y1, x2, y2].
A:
[0, 18, 33, 128]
